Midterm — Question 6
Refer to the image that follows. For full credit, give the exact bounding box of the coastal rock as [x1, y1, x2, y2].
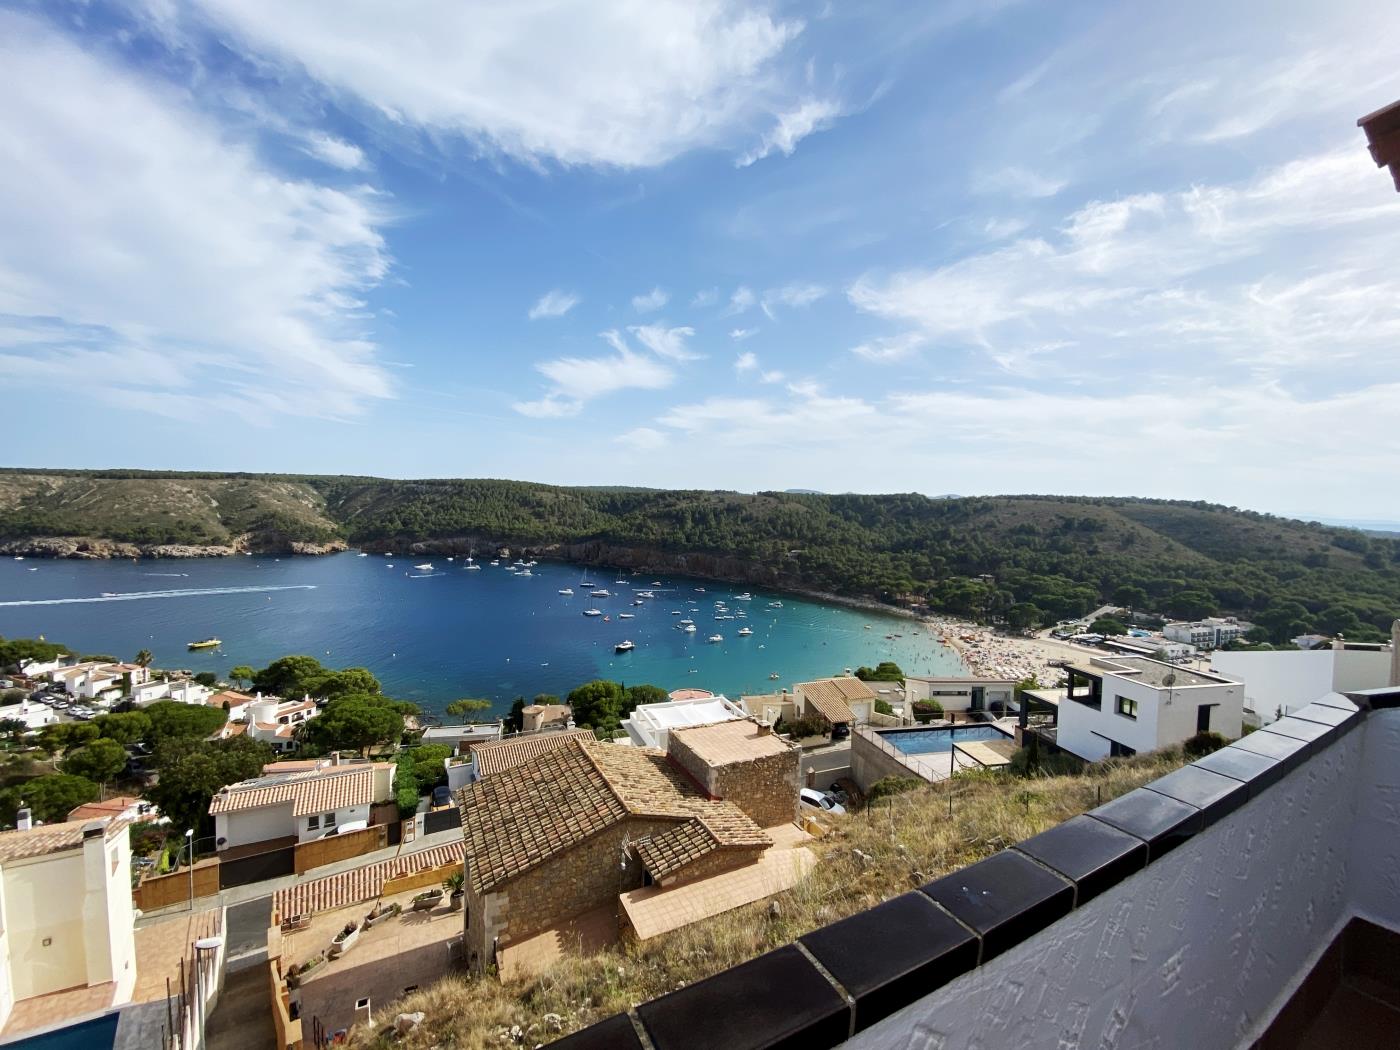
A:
[0, 534, 346, 560]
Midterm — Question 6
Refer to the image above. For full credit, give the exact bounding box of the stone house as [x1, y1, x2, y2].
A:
[458, 720, 799, 972]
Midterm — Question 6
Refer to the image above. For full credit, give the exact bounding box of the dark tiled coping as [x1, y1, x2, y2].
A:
[553, 701, 1383, 1048]
[636, 944, 850, 1050]
[1013, 814, 1147, 906]
[800, 892, 977, 1033]
[920, 850, 1073, 961]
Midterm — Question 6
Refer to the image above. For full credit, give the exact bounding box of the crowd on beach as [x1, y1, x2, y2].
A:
[923, 616, 1079, 687]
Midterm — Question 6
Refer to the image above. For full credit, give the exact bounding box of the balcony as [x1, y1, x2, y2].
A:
[551, 686, 1400, 1050]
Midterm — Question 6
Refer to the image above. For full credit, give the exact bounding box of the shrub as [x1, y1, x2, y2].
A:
[874, 698, 894, 716]
[776, 715, 828, 739]
[866, 776, 922, 803]
[911, 700, 943, 715]
[1182, 731, 1227, 759]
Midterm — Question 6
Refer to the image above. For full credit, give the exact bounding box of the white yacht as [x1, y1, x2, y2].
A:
[615, 640, 635, 653]
[590, 589, 611, 597]
[683, 624, 697, 633]
[466, 562, 482, 570]
[768, 600, 784, 608]
[633, 599, 645, 606]
[414, 563, 434, 571]
[636, 590, 655, 598]
[734, 592, 753, 601]
[671, 610, 682, 615]
[618, 612, 635, 619]
[678, 618, 694, 626]
[357, 552, 368, 557]
[737, 626, 753, 636]
[518, 569, 533, 577]
[583, 608, 603, 617]
[558, 587, 574, 595]
[490, 559, 500, 566]
[708, 634, 723, 643]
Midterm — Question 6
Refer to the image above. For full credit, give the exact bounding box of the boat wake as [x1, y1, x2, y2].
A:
[144, 573, 190, 577]
[0, 584, 318, 607]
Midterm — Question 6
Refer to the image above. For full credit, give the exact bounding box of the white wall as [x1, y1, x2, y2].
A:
[4, 850, 88, 999]
[295, 802, 371, 843]
[1056, 672, 1242, 761]
[1212, 649, 1391, 722]
[216, 802, 295, 850]
[847, 715, 1375, 1050]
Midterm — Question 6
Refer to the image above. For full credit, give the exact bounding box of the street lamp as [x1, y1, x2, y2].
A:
[184, 829, 195, 911]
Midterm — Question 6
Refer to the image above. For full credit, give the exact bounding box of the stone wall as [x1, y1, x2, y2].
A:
[668, 734, 801, 829]
[850, 728, 928, 792]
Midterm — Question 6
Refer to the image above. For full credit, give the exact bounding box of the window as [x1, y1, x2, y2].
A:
[1115, 695, 1139, 720]
[323, 812, 335, 826]
[307, 815, 320, 830]
[1108, 740, 1137, 758]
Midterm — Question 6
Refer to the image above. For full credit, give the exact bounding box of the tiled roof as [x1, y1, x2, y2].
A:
[208, 763, 389, 817]
[0, 819, 117, 863]
[635, 821, 717, 879]
[66, 796, 145, 822]
[458, 739, 769, 894]
[273, 841, 466, 918]
[669, 719, 794, 766]
[208, 689, 254, 709]
[469, 728, 595, 778]
[797, 677, 875, 724]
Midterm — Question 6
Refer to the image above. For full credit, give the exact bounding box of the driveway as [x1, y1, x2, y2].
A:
[225, 896, 272, 960]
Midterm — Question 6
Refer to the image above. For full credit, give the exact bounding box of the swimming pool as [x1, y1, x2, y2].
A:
[881, 725, 1013, 756]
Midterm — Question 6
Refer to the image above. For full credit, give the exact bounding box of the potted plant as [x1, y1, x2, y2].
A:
[444, 870, 465, 911]
[411, 887, 444, 912]
[328, 920, 361, 958]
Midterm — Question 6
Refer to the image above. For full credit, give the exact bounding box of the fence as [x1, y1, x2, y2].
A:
[293, 823, 388, 874]
[220, 842, 295, 889]
[157, 910, 227, 1050]
[134, 857, 221, 912]
[381, 858, 461, 897]
[423, 806, 461, 836]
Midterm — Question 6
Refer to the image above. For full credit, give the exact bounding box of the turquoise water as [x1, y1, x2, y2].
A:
[882, 725, 1012, 755]
[0, 553, 963, 718]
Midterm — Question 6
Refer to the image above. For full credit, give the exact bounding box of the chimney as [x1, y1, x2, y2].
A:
[16, 806, 31, 831]
[756, 720, 773, 736]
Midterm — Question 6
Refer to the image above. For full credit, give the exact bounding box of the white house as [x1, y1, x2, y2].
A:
[0, 700, 60, 731]
[205, 688, 256, 720]
[1211, 639, 1395, 724]
[209, 761, 396, 850]
[903, 676, 1019, 717]
[1162, 618, 1251, 650]
[132, 677, 214, 707]
[1029, 656, 1243, 762]
[0, 817, 137, 1031]
[622, 694, 745, 749]
[245, 697, 319, 753]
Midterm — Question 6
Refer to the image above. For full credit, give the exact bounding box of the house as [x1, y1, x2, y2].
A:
[459, 720, 801, 973]
[245, 696, 319, 753]
[737, 690, 794, 726]
[66, 796, 157, 824]
[420, 721, 502, 755]
[621, 694, 745, 749]
[466, 727, 596, 782]
[792, 676, 878, 728]
[902, 676, 1019, 718]
[1162, 617, 1252, 650]
[1025, 656, 1243, 761]
[1212, 632, 1396, 724]
[48, 662, 149, 701]
[0, 816, 137, 1032]
[131, 677, 213, 707]
[0, 699, 60, 731]
[520, 704, 573, 733]
[209, 761, 396, 851]
[206, 689, 256, 720]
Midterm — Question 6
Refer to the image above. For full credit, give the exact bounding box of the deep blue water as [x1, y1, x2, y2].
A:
[9, 1012, 118, 1049]
[0, 553, 963, 718]
[883, 725, 1012, 755]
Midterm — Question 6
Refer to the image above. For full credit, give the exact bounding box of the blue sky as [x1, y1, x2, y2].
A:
[4, 0, 1400, 519]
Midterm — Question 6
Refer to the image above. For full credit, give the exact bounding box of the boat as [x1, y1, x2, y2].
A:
[615, 640, 635, 653]
[768, 601, 784, 609]
[651, 581, 662, 587]
[695, 587, 705, 593]
[679, 618, 694, 625]
[683, 624, 697, 633]
[490, 560, 500, 566]
[518, 569, 533, 576]
[864, 624, 872, 630]
[590, 589, 611, 597]
[633, 599, 645, 606]
[357, 552, 368, 557]
[708, 634, 723, 643]
[466, 563, 482, 570]
[187, 638, 221, 650]
[12, 556, 22, 561]
[101, 592, 118, 597]
[636, 590, 655, 598]
[671, 610, 682, 615]
[603, 615, 611, 622]
[769, 672, 780, 680]
[738, 627, 753, 636]
[615, 578, 628, 585]
[583, 609, 603, 617]
[618, 612, 635, 619]
[559, 588, 574, 595]
[447, 556, 454, 561]
[734, 593, 752, 601]
[414, 563, 434, 571]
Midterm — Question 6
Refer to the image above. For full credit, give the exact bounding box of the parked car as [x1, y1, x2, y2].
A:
[431, 785, 453, 808]
[799, 788, 846, 815]
[830, 723, 850, 740]
[319, 819, 369, 839]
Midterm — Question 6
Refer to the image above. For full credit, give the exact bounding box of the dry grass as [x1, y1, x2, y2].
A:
[347, 748, 1186, 1049]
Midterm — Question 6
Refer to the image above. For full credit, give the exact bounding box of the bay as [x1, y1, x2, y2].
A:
[0, 553, 965, 718]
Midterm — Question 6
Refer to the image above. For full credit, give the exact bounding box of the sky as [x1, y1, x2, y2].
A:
[4, 0, 1400, 520]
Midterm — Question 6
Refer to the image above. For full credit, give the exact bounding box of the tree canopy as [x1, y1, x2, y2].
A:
[0, 773, 99, 826]
[444, 698, 492, 724]
[146, 736, 274, 836]
[145, 700, 227, 742]
[298, 693, 403, 755]
[855, 662, 905, 683]
[62, 738, 127, 786]
[249, 655, 382, 700]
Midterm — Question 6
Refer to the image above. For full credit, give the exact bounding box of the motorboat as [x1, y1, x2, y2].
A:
[590, 588, 611, 597]
[414, 563, 434, 571]
[518, 569, 533, 576]
[651, 581, 662, 587]
[618, 612, 635, 619]
[188, 638, 221, 650]
[357, 552, 368, 557]
[466, 562, 482, 570]
[559, 588, 574, 595]
[695, 587, 705, 593]
[769, 672, 780, 680]
[768, 601, 783, 608]
[490, 560, 500, 566]
[615, 640, 635, 653]
[583, 609, 603, 617]
[708, 634, 723, 643]
[678, 618, 694, 625]
[738, 627, 753, 636]
[636, 590, 655, 598]
[734, 593, 753, 601]
[683, 624, 697, 632]
[633, 599, 645, 606]
[603, 615, 611, 622]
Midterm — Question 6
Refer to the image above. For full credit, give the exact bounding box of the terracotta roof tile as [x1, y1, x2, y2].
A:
[468, 728, 595, 778]
[208, 764, 390, 817]
[0, 818, 121, 863]
[273, 841, 466, 918]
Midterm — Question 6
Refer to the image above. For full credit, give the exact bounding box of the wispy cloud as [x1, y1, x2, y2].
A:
[760, 282, 827, 319]
[729, 327, 759, 341]
[629, 323, 700, 360]
[737, 97, 842, 167]
[734, 351, 758, 373]
[850, 331, 925, 363]
[975, 165, 1066, 199]
[691, 288, 720, 308]
[528, 289, 581, 320]
[631, 286, 669, 312]
[513, 329, 675, 417]
[301, 132, 368, 170]
[615, 426, 668, 450]
[724, 286, 757, 315]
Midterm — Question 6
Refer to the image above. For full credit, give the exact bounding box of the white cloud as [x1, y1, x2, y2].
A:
[631, 287, 669, 312]
[513, 329, 675, 416]
[734, 351, 758, 373]
[759, 369, 785, 384]
[975, 165, 1067, 199]
[760, 281, 827, 319]
[724, 286, 757, 315]
[691, 288, 720, 308]
[983, 217, 1028, 240]
[0, 12, 392, 420]
[729, 327, 759, 341]
[302, 132, 368, 170]
[737, 97, 842, 167]
[615, 426, 668, 450]
[512, 393, 582, 418]
[528, 289, 581, 320]
[629, 324, 700, 361]
[850, 331, 925, 363]
[171, 0, 841, 169]
[850, 150, 1400, 375]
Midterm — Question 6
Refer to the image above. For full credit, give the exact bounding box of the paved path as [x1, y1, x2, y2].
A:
[135, 825, 466, 928]
[205, 964, 276, 1050]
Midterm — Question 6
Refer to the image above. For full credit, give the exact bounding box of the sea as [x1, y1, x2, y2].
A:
[0, 552, 965, 719]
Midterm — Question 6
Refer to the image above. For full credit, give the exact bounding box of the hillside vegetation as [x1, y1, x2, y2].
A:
[1, 470, 1396, 640]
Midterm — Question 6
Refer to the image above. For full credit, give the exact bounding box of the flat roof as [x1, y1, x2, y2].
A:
[669, 718, 793, 765]
[1068, 658, 1230, 689]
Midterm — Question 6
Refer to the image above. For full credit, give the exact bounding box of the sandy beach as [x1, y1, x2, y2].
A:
[923, 616, 1103, 686]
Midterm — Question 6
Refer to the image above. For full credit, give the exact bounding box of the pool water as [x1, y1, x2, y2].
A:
[11, 1013, 118, 1050]
[882, 725, 1013, 756]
